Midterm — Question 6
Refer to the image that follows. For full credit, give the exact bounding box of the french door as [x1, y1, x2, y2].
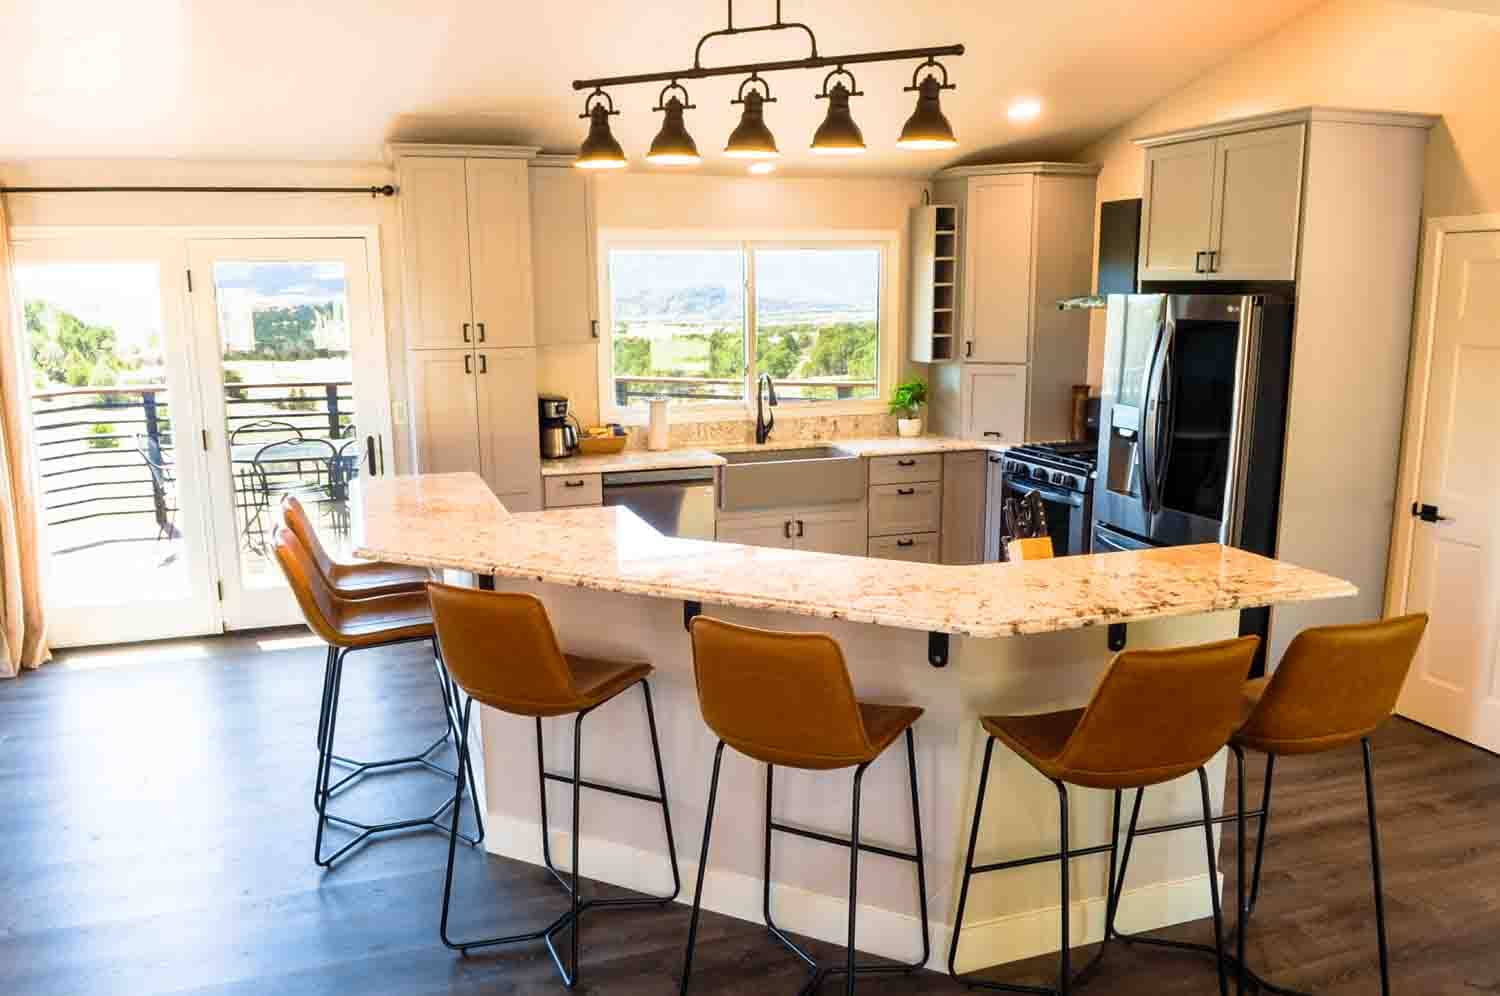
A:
[11, 232, 393, 645]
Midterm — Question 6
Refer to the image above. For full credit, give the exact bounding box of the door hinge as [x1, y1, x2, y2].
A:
[201, 429, 210, 450]
[215, 579, 224, 601]
[186, 269, 193, 292]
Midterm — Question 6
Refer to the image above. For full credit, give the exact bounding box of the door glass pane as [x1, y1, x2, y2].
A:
[1159, 320, 1238, 520]
[607, 249, 746, 407]
[211, 260, 354, 589]
[753, 248, 881, 401]
[14, 262, 191, 606]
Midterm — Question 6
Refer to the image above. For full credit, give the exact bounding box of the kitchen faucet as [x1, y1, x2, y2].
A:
[755, 373, 778, 444]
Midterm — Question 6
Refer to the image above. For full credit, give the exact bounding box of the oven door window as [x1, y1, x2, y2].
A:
[1001, 482, 1082, 558]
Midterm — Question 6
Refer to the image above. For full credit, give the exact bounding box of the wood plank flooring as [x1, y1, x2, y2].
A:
[3, 630, 1497, 994]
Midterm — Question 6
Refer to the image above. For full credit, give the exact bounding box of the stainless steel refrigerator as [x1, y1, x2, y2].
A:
[1092, 294, 1295, 667]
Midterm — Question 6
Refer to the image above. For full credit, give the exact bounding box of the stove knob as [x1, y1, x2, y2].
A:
[1032, 466, 1049, 482]
[1052, 471, 1067, 485]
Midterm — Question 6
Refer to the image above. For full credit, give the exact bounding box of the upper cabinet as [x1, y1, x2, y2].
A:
[529, 164, 600, 346]
[963, 174, 1035, 363]
[1139, 122, 1305, 282]
[396, 149, 535, 349]
[908, 203, 959, 362]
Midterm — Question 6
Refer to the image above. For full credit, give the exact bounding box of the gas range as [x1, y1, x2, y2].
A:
[998, 442, 1097, 496]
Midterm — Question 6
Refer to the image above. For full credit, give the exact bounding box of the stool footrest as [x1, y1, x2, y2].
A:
[1110, 931, 1312, 996]
[541, 769, 665, 805]
[768, 821, 921, 864]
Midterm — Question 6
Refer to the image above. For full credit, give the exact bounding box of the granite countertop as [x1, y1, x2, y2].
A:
[354, 473, 1356, 639]
[540, 435, 994, 477]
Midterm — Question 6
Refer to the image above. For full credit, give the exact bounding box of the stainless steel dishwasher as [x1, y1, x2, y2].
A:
[601, 467, 717, 539]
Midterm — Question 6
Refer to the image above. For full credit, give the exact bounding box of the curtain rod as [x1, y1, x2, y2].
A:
[0, 184, 397, 197]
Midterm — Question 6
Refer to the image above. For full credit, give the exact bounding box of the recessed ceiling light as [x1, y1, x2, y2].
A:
[748, 161, 777, 175]
[1008, 98, 1042, 122]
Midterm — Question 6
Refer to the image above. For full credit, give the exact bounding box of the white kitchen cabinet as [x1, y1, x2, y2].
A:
[868, 482, 942, 537]
[716, 503, 866, 555]
[398, 157, 474, 350]
[466, 159, 535, 348]
[1138, 123, 1305, 282]
[929, 163, 1097, 445]
[529, 164, 599, 346]
[475, 347, 542, 510]
[961, 365, 1028, 445]
[715, 513, 796, 549]
[408, 349, 481, 475]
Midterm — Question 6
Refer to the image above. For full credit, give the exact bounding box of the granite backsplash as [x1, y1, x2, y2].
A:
[619, 412, 900, 450]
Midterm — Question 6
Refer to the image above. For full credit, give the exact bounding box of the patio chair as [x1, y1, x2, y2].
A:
[244, 437, 337, 554]
[134, 433, 178, 543]
[329, 436, 362, 537]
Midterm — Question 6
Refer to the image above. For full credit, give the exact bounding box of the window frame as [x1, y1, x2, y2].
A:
[596, 230, 900, 423]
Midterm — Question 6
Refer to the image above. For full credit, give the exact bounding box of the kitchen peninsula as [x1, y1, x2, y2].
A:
[354, 472, 1355, 973]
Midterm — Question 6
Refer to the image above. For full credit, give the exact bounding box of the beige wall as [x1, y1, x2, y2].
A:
[543, 173, 929, 425]
[1078, 0, 1500, 384]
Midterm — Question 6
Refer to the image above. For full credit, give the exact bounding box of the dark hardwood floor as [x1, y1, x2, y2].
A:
[4, 630, 1497, 995]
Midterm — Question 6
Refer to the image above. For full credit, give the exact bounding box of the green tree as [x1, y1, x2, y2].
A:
[803, 321, 878, 380]
[613, 333, 651, 376]
[755, 328, 810, 379]
[25, 300, 127, 389]
[706, 327, 745, 379]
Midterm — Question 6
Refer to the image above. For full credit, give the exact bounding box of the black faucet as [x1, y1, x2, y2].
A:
[755, 373, 778, 444]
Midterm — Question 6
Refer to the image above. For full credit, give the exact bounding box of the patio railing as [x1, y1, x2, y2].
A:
[31, 381, 353, 553]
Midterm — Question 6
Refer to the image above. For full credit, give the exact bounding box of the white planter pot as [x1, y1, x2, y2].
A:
[897, 417, 923, 438]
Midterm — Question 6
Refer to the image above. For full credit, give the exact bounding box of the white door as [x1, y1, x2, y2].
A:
[963, 174, 1033, 363]
[1396, 229, 1500, 752]
[1139, 138, 1217, 282]
[10, 238, 220, 646]
[187, 238, 393, 631]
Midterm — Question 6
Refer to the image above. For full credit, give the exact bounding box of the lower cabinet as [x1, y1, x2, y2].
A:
[716, 503, 867, 556]
[940, 451, 987, 564]
[868, 532, 940, 563]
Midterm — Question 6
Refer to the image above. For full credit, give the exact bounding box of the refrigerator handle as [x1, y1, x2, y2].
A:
[1140, 317, 1173, 514]
[1220, 297, 1263, 545]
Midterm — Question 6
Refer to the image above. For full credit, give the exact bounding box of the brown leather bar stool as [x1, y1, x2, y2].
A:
[679, 617, 930, 996]
[426, 582, 680, 989]
[1112, 614, 1428, 996]
[950, 635, 1261, 996]
[272, 526, 480, 867]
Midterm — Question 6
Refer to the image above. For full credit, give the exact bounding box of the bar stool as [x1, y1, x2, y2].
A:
[1112, 613, 1428, 996]
[679, 616, 931, 996]
[950, 634, 1262, 995]
[426, 582, 680, 989]
[271, 526, 480, 867]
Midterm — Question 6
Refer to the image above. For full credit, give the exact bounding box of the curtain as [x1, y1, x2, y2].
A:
[0, 195, 49, 676]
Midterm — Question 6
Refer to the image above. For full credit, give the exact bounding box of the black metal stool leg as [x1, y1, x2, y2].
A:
[680, 740, 727, 996]
[1234, 747, 1248, 996]
[1363, 737, 1392, 996]
[904, 728, 933, 970]
[1056, 779, 1072, 996]
[1196, 767, 1229, 996]
[1106, 786, 1145, 943]
[844, 761, 871, 996]
[1248, 754, 1276, 916]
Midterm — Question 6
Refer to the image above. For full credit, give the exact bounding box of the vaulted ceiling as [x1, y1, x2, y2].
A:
[1, 0, 1327, 173]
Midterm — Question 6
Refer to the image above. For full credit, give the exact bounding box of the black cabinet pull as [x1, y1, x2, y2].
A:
[896, 538, 915, 548]
[479, 354, 487, 374]
[783, 520, 793, 539]
[982, 431, 1002, 439]
[897, 458, 916, 467]
[590, 319, 600, 339]
[563, 479, 585, 488]
[462, 322, 471, 343]
[477, 322, 486, 343]
[463, 354, 471, 374]
[795, 519, 805, 538]
[1194, 251, 1207, 274]
[897, 487, 916, 496]
[965, 340, 974, 358]
[1206, 250, 1219, 273]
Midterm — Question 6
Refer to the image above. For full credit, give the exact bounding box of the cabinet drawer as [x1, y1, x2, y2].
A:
[868, 482, 942, 536]
[868, 532, 940, 563]
[868, 453, 942, 485]
[543, 473, 602, 508]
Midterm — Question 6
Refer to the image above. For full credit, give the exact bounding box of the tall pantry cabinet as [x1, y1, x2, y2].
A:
[924, 163, 1099, 446]
[392, 144, 544, 511]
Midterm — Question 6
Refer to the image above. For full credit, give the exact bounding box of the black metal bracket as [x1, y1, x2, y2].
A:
[1108, 623, 1127, 652]
[684, 600, 702, 631]
[927, 631, 949, 668]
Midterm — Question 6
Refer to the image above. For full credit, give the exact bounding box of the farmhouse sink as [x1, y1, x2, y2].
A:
[715, 446, 866, 511]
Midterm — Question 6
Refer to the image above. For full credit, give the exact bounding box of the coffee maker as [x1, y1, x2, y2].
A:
[538, 394, 579, 460]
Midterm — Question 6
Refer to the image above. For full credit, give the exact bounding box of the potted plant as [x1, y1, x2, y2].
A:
[889, 378, 928, 437]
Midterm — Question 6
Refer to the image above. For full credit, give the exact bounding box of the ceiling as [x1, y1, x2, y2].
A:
[0, 0, 1327, 175]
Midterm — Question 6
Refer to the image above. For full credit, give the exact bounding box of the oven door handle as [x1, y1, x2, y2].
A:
[1002, 478, 1085, 508]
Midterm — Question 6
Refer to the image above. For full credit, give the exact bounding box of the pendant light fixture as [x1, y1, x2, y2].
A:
[574, 89, 628, 170]
[645, 82, 701, 165]
[810, 67, 865, 155]
[724, 74, 780, 160]
[897, 58, 959, 150]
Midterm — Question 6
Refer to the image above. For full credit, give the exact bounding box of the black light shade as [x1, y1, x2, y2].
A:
[897, 75, 958, 150]
[725, 90, 779, 160]
[576, 102, 627, 170]
[811, 81, 865, 155]
[646, 95, 700, 165]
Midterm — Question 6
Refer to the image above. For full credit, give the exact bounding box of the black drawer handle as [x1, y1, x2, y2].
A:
[982, 431, 1003, 438]
[897, 458, 917, 467]
[896, 539, 915, 548]
[896, 487, 916, 496]
[563, 480, 586, 488]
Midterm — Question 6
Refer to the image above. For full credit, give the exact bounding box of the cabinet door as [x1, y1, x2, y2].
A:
[716, 513, 796, 550]
[962, 174, 1034, 363]
[868, 533, 940, 563]
[1139, 138, 1217, 282]
[794, 507, 868, 556]
[530, 167, 598, 345]
[408, 348, 480, 475]
[399, 157, 475, 349]
[940, 451, 987, 565]
[466, 159, 535, 348]
[1210, 124, 1305, 281]
[962, 364, 1028, 445]
[475, 347, 542, 510]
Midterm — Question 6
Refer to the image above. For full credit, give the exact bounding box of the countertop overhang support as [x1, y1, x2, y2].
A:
[927, 631, 949, 668]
